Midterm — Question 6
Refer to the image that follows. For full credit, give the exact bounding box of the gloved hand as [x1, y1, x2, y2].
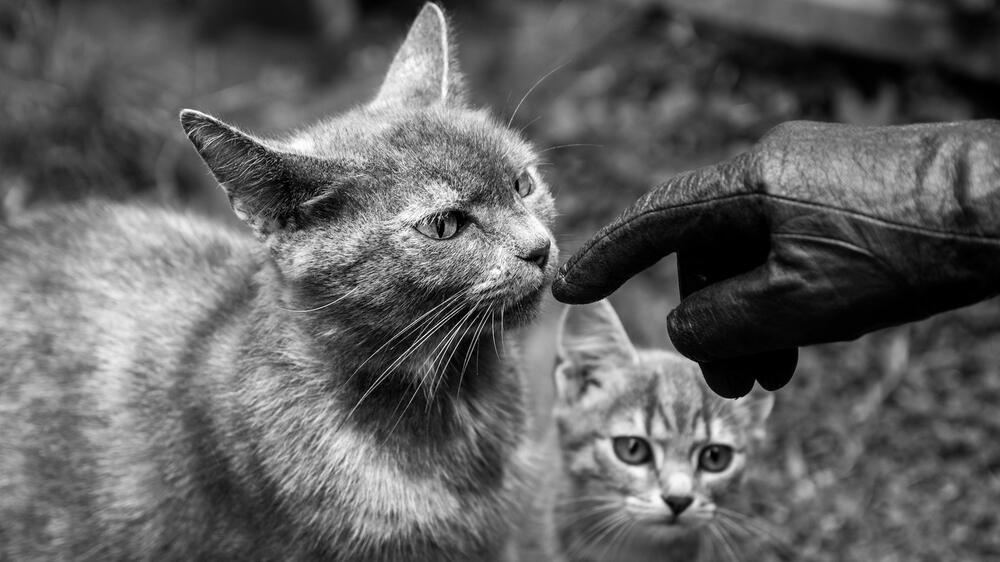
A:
[552, 120, 1000, 398]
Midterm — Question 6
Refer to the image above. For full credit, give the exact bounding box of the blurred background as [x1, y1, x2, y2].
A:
[3, 0, 1000, 559]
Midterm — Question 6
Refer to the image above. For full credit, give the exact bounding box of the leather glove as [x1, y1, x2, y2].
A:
[552, 120, 1000, 398]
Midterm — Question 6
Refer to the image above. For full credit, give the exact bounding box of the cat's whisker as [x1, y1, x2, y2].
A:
[456, 307, 490, 399]
[507, 62, 567, 127]
[377, 307, 474, 441]
[489, 309, 501, 358]
[423, 304, 481, 401]
[345, 299, 468, 423]
[499, 306, 506, 351]
[276, 285, 360, 313]
[387, 302, 491, 437]
[339, 290, 467, 392]
[537, 143, 604, 154]
[517, 114, 543, 136]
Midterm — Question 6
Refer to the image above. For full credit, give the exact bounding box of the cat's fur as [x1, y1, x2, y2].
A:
[515, 300, 773, 562]
[0, 4, 557, 561]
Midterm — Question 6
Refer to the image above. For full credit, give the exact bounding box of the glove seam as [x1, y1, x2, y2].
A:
[559, 192, 1000, 290]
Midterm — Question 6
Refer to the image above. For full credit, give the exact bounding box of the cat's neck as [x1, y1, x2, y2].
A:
[215, 265, 530, 558]
[245, 267, 525, 442]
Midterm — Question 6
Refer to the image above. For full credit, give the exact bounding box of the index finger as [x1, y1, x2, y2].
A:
[552, 156, 760, 304]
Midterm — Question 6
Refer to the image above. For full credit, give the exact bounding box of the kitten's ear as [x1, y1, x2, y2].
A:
[730, 387, 775, 441]
[370, 3, 465, 109]
[180, 109, 320, 237]
[555, 299, 638, 404]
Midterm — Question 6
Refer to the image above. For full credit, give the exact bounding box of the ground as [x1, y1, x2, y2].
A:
[3, 0, 1000, 559]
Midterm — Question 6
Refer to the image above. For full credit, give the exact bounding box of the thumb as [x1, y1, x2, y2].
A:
[668, 262, 801, 397]
[667, 260, 802, 362]
[698, 350, 798, 399]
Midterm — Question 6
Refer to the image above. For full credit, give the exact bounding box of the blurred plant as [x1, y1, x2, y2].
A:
[0, 1, 197, 212]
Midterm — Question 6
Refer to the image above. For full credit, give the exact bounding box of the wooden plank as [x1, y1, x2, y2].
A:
[659, 0, 1000, 83]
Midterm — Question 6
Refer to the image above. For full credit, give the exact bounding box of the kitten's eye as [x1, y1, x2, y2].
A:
[612, 436, 652, 465]
[513, 170, 534, 198]
[415, 212, 464, 240]
[697, 444, 734, 473]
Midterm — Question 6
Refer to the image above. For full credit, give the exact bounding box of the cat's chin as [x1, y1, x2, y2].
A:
[489, 286, 546, 329]
[634, 519, 703, 543]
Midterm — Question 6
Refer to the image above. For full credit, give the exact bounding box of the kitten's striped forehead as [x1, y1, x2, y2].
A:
[645, 357, 705, 437]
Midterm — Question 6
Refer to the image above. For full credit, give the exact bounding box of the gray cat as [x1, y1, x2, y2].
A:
[0, 4, 557, 561]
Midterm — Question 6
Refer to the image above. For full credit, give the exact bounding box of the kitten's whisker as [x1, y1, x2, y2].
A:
[507, 63, 567, 127]
[716, 508, 792, 553]
[607, 517, 637, 562]
[595, 513, 630, 562]
[277, 286, 359, 313]
[707, 523, 741, 562]
[716, 519, 745, 562]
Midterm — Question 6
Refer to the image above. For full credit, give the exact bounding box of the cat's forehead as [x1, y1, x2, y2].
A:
[298, 107, 536, 204]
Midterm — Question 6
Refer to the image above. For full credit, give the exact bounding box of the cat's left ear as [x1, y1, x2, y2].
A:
[555, 299, 639, 404]
[180, 109, 327, 237]
[370, 3, 466, 109]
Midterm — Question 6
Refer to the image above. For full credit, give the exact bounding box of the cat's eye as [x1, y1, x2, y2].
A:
[513, 170, 534, 198]
[415, 212, 464, 240]
[612, 436, 652, 465]
[697, 444, 734, 473]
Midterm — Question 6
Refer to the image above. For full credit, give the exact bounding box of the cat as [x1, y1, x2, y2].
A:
[0, 4, 557, 561]
[513, 299, 773, 562]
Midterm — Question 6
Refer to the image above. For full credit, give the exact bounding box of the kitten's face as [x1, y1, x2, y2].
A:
[554, 301, 772, 546]
[181, 5, 556, 369]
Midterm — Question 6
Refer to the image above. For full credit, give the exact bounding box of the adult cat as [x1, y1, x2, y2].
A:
[0, 4, 556, 561]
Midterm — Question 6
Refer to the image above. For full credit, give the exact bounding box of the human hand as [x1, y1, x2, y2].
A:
[553, 120, 1000, 398]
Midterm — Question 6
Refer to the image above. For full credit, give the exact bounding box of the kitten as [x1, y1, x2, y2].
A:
[515, 300, 773, 562]
[0, 4, 556, 561]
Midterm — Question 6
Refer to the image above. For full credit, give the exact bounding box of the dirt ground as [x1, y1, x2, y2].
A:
[3, 0, 1000, 559]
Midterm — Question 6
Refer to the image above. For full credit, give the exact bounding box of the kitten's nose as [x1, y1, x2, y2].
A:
[662, 495, 693, 516]
[519, 238, 550, 269]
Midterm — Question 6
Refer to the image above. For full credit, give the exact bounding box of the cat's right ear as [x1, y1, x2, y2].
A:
[555, 299, 638, 404]
[180, 109, 320, 237]
[370, 3, 466, 109]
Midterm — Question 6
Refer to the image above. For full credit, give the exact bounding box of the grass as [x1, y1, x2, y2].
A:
[3, 0, 1000, 559]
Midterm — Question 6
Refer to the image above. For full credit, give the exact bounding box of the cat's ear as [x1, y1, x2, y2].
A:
[370, 3, 465, 109]
[555, 299, 638, 404]
[730, 386, 775, 441]
[180, 109, 321, 237]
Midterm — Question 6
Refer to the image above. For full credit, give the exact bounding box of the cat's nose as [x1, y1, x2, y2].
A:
[518, 238, 550, 269]
[662, 495, 693, 516]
